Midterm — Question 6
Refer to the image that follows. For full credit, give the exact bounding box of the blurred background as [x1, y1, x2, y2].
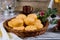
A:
[0, 0, 50, 12]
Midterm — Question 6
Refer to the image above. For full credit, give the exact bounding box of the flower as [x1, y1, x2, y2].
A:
[39, 11, 45, 16]
[37, 8, 57, 23]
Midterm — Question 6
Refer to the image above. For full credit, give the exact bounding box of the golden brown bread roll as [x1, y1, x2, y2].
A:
[34, 19, 43, 30]
[8, 18, 23, 27]
[13, 26, 25, 31]
[16, 14, 26, 21]
[36, 24, 43, 30]
[35, 19, 41, 24]
[27, 14, 37, 20]
[25, 25, 37, 31]
[24, 17, 35, 25]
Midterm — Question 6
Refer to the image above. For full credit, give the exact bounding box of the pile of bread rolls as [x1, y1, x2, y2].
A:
[8, 14, 43, 32]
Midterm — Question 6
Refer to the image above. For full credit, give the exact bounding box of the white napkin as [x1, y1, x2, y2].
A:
[0, 22, 22, 40]
[8, 33, 22, 40]
[0, 22, 10, 40]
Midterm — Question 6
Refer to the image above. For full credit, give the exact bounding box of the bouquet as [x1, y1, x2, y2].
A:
[37, 8, 57, 23]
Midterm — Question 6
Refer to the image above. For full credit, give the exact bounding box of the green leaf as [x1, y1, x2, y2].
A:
[47, 8, 52, 14]
[51, 8, 57, 14]
[51, 19, 58, 24]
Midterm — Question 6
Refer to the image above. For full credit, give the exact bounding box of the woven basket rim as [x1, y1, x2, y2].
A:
[3, 17, 49, 38]
[3, 17, 49, 32]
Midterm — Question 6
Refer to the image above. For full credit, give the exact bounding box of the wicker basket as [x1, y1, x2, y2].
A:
[3, 18, 49, 38]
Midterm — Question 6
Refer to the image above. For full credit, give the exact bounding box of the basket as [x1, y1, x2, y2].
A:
[3, 18, 49, 38]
